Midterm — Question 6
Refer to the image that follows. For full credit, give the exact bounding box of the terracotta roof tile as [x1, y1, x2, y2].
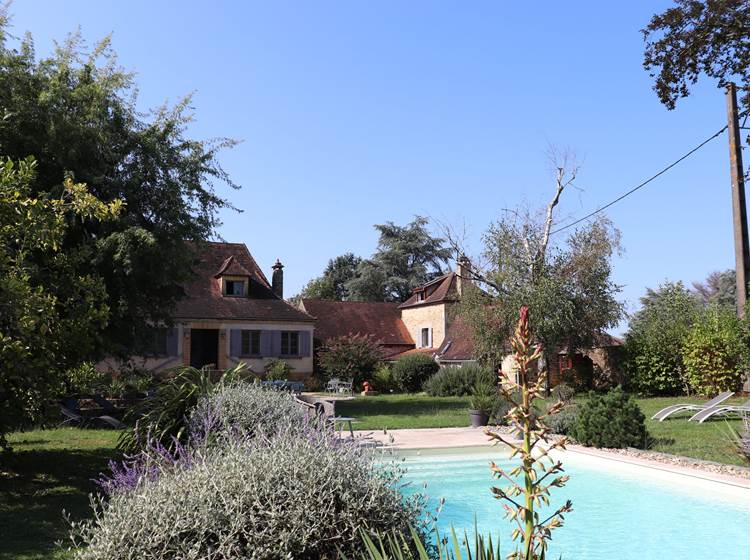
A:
[214, 255, 253, 278]
[173, 242, 313, 322]
[437, 315, 476, 361]
[300, 299, 414, 345]
[399, 272, 459, 309]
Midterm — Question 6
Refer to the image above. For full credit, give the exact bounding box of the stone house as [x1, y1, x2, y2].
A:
[101, 242, 315, 379]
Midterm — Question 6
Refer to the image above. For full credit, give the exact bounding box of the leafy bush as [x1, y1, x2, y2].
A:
[72, 429, 426, 559]
[545, 405, 579, 436]
[468, 382, 496, 415]
[371, 363, 395, 393]
[625, 282, 701, 395]
[317, 334, 383, 386]
[391, 354, 439, 393]
[571, 387, 647, 448]
[552, 383, 575, 404]
[117, 364, 246, 453]
[423, 364, 496, 396]
[62, 362, 108, 395]
[264, 357, 292, 381]
[189, 382, 308, 443]
[683, 306, 748, 395]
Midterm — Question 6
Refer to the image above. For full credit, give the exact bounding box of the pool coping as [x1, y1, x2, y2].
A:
[354, 426, 750, 490]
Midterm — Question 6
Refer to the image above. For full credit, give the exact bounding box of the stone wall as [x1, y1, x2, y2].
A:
[400, 303, 447, 349]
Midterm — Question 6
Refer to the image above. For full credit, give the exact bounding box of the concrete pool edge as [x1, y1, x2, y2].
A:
[355, 426, 750, 490]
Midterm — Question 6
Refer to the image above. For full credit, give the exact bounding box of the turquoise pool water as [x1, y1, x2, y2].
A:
[397, 447, 750, 559]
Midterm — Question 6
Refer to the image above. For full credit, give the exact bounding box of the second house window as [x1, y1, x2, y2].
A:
[281, 331, 299, 356]
[241, 330, 261, 356]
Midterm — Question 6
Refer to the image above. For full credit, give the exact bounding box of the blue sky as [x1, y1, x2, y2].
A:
[8, 1, 738, 332]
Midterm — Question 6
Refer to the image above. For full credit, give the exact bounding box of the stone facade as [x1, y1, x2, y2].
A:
[400, 302, 448, 349]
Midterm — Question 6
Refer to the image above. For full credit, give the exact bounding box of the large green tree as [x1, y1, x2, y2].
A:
[0, 157, 121, 446]
[457, 163, 624, 382]
[692, 269, 737, 308]
[346, 216, 451, 302]
[0, 16, 237, 356]
[643, 0, 750, 164]
[297, 253, 362, 301]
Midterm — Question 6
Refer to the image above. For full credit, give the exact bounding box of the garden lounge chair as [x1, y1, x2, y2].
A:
[60, 400, 126, 429]
[689, 397, 750, 423]
[651, 392, 734, 422]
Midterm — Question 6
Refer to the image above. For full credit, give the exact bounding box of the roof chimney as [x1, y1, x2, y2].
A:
[456, 254, 472, 297]
[272, 259, 284, 299]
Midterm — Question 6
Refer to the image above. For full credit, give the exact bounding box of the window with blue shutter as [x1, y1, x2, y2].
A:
[299, 331, 311, 357]
[229, 329, 242, 357]
[260, 331, 273, 357]
[280, 331, 299, 356]
[166, 327, 179, 357]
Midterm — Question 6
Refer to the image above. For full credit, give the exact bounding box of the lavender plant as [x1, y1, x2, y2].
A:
[487, 307, 572, 560]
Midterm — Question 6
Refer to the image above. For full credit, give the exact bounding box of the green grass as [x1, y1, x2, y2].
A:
[337, 394, 748, 465]
[336, 394, 472, 430]
[0, 428, 121, 560]
[634, 396, 746, 466]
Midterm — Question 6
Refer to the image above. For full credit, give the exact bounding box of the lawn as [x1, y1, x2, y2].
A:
[337, 394, 748, 466]
[0, 428, 121, 560]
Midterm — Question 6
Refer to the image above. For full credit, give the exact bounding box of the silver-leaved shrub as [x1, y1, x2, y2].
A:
[72, 383, 428, 559]
[188, 381, 310, 443]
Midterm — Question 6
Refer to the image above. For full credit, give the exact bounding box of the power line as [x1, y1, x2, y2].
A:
[550, 124, 732, 236]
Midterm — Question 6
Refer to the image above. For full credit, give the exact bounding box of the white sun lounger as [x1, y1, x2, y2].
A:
[651, 392, 734, 422]
[689, 397, 750, 423]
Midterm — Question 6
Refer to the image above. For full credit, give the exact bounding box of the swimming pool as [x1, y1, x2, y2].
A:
[397, 447, 750, 559]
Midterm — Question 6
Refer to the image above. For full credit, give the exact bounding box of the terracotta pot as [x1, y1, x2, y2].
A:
[469, 409, 489, 427]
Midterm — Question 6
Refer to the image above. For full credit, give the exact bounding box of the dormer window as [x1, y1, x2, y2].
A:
[417, 291, 425, 302]
[224, 278, 246, 297]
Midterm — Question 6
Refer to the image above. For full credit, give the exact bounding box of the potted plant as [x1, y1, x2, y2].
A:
[469, 382, 496, 427]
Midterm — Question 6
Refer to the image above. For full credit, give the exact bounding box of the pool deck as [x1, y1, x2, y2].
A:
[353, 426, 750, 490]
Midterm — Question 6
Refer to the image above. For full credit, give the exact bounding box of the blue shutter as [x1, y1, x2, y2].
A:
[260, 330, 273, 357]
[299, 331, 311, 357]
[271, 330, 282, 357]
[229, 329, 242, 357]
[166, 327, 179, 357]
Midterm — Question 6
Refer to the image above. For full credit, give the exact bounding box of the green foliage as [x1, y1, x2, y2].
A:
[264, 357, 293, 381]
[551, 383, 575, 404]
[468, 381, 497, 415]
[0, 157, 121, 447]
[62, 363, 108, 395]
[350, 526, 503, 560]
[692, 269, 736, 309]
[116, 364, 247, 453]
[317, 334, 384, 385]
[683, 306, 748, 395]
[298, 252, 362, 301]
[372, 363, 396, 393]
[346, 216, 451, 302]
[391, 354, 440, 393]
[625, 281, 702, 395]
[643, 0, 750, 131]
[571, 387, 647, 449]
[0, 21, 238, 358]
[545, 404, 579, 436]
[462, 211, 624, 370]
[423, 364, 496, 397]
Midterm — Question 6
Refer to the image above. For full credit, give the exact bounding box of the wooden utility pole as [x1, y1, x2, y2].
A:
[726, 82, 749, 318]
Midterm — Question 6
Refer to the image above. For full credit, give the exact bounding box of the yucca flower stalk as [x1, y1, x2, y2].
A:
[486, 306, 572, 560]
